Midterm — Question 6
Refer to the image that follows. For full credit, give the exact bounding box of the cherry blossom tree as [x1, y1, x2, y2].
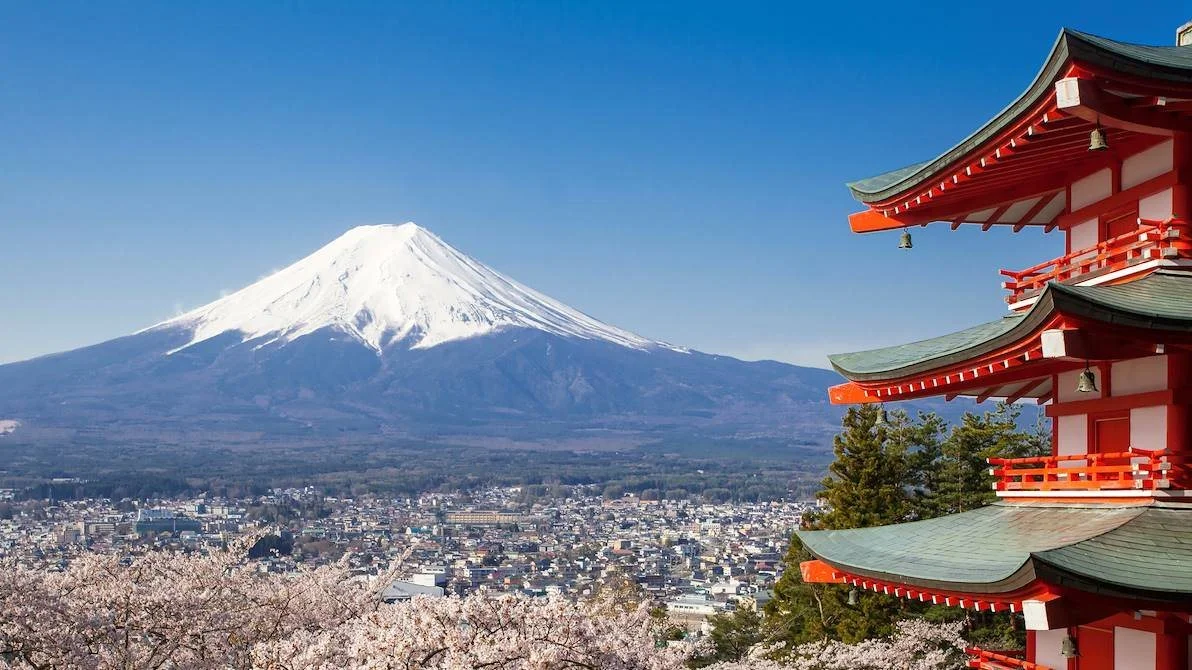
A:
[709, 619, 966, 670]
[1, 540, 375, 670]
[0, 540, 963, 670]
[251, 595, 690, 670]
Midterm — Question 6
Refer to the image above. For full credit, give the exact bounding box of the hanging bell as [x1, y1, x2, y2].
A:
[1088, 125, 1109, 152]
[874, 408, 888, 428]
[1061, 635, 1078, 658]
[847, 588, 859, 606]
[898, 230, 913, 249]
[1076, 365, 1099, 394]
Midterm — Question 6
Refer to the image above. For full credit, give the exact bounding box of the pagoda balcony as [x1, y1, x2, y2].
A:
[1000, 218, 1192, 308]
[966, 647, 1051, 670]
[988, 448, 1185, 495]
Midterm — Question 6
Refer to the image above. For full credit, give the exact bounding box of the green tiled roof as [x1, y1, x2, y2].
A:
[1034, 506, 1192, 599]
[1051, 270, 1192, 326]
[797, 502, 1192, 599]
[1071, 29, 1192, 72]
[847, 161, 931, 196]
[848, 29, 1192, 204]
[829, 270, 1192, 381]
[828, 315, 1027, 378]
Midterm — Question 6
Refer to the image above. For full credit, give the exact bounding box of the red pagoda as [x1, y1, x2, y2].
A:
[797, 25, 1192, 670]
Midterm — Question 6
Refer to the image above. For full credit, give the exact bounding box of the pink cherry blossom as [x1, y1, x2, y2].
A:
[0, 540, 963, 670]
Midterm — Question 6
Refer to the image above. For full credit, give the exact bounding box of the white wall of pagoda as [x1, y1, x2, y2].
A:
[1116, 356, 1170, 453]
[1069, 168, 1110, 250]
[1047, 137, 1183, 470]
[1034, 628, 1068, 669]
[1058, 369, 1101, 403]
[1066, 140, 1175, 254]
[1052, 356, 1172, 461]
[1056, 369, 1096, 465]
[1128, 139, 1175, 235]
[1124, 141, 1174, 190]
[1031, 621, 1176, 669]
[1115, 626, 1158, 670]
[1132, 405, 1168, 453]
[1140, 188, 1174, 221]
[1056, 413, 1088, 462]
[1113, 356, 1169, 395]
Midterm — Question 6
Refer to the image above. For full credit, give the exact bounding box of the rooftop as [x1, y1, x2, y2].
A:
[797, 501, 1192, 602]
[848, 29, 1192, 205]
[829, 269, 1192, 384]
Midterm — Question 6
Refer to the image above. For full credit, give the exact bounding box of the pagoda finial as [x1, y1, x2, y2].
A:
[1177, 19, 1192, 46]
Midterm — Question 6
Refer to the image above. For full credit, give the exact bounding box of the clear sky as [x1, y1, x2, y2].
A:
[1, 1, 1187, 367]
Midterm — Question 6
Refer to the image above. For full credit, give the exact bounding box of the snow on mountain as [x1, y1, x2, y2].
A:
[155, 223, 679, 355]
[0, 223, 863, 447]
[0, 419, 19, 435]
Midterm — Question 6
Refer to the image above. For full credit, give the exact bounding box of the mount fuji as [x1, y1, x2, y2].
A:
[0, 224, 846, 449]
[160, 224, 676, 356]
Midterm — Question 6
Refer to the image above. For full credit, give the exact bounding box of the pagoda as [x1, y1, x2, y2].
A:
[796, 25, 1192, 670]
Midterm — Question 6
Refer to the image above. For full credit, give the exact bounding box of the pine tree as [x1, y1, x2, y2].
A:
[764, 403, 1049, 656]
[764, 405, 937, 654]
[813, 404, 915, 529]
[923, 402, 1048, 516]
[894, 411, 946, 519]
[691, 608, 764, 666]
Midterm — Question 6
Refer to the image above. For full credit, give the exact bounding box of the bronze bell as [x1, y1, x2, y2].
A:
[847, 588, 859, 606]
[874, 408, 888, 427]
[1061, 635, 1079, 658]
[1077, 365, 1099, 394]
[898, 230, 913, 249]
[1089, 125, 1109, 151]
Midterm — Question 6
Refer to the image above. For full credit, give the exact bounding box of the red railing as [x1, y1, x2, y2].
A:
[988, 448, 1180, 492]
[966, 647, 1051, 670]
[1000, 218, 1192, 305]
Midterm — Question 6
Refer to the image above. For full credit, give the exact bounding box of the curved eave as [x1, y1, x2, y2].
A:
[828, 290, 1055, 383]
[829, 270, 1192, 384]
[805, 546, 1042, 597]
[847, 28, 1192, 206]
[797, 503, 1192, 602]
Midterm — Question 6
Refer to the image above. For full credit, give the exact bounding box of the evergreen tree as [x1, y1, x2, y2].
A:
[764, 534, 905, 651]
[813, 404, 916, 529]
[764, 405, 936, 654]
[763, 402, 1048, 656]
[922, 402, 1048, 516]
[691, 608, 764, 666]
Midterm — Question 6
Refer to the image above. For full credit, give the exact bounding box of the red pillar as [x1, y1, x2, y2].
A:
[1168, 352, 1192, 488]
[1155, 628, 1188, 670]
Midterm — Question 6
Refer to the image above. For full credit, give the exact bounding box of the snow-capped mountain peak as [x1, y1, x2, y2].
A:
[157, 223, 673, 354]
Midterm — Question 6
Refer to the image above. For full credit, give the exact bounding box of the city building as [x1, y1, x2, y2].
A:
[380, 577, 447, 603]
[134, 508, 201, 537]
[664, 593, 724, 632]
[799, 25, 1192, 670]
[444, 511, 524, 526]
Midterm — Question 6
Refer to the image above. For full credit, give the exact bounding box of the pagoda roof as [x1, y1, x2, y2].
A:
[830, 314, 1026, 381]
[830, 269, 1192, 383]
[848, 29, 1192, 205]
[797, 501, 1192, 602]
[844, 29, 1192, 233]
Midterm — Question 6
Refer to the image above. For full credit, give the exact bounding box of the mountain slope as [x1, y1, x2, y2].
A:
[0, 224, 847, 449]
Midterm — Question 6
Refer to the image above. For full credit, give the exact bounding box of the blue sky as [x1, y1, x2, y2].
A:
[1, 2, 1186, 366]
